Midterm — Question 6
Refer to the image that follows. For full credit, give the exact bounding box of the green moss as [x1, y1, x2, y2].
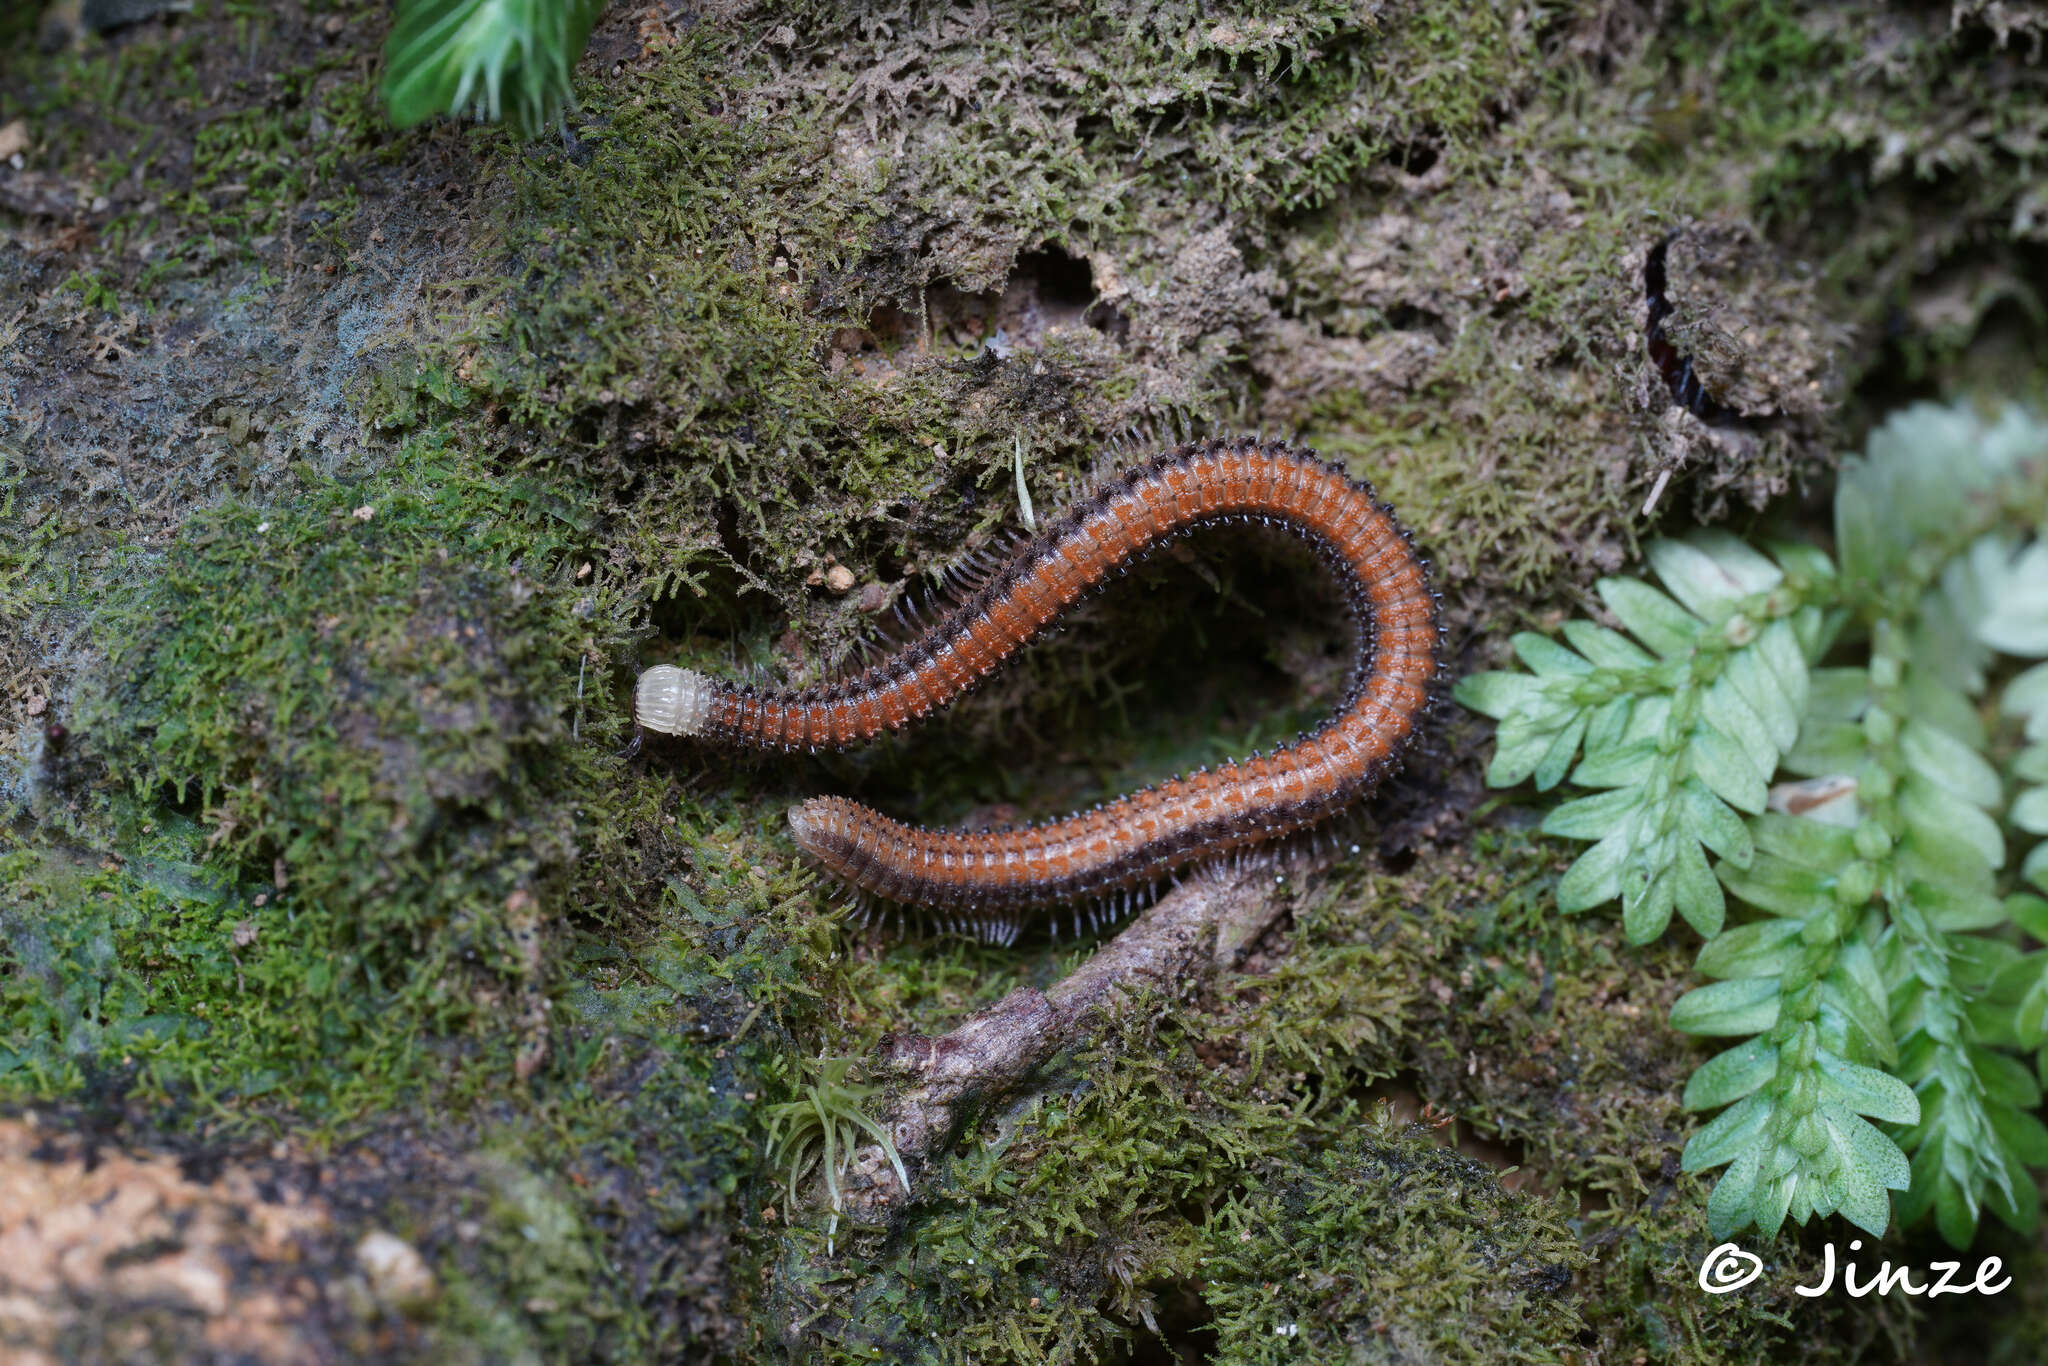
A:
[1398, 822, 1934, 1364]
[395, 0, 1589, 655]
[8, 0, 2048, 1361]
[778, 991, 1300, 1364]
[1200, 1111, 1584, 1364]
[432, 1148, 607, 1359]
[0, 2, 387, 281]
[1649, 1, 2048, 399]
[747, 853, 1478, 1365]
[37, 436, 613, 1111]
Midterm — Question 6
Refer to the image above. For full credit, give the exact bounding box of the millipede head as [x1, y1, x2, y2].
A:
[634, 665, 717, 737]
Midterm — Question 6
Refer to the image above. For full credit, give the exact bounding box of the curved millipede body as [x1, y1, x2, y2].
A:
[634, 436, 1437, 940]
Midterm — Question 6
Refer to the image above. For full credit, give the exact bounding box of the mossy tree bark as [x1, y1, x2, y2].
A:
[4, 2, 2047, 1363]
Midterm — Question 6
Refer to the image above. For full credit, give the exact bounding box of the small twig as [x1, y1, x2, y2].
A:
[840, 864, 1281, 1220]
[572, 652, 587, 740]
[1014, 432, 1036, 533]
[1641, 466, 1673, 517]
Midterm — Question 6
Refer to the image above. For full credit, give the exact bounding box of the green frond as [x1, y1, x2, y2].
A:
[382, 0, 608, 138]
[1454, 531, 1823, 942]
[1835, 402, 2048, 616]
[1459, 399, 2048, 1245]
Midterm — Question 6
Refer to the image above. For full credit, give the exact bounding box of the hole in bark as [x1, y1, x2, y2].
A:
[1391, 138, 1439, 176]
[1014, 245, 1095, 312]
[1125, 1279, 1216, 1364]
[1350, 1074, 1545, 1194]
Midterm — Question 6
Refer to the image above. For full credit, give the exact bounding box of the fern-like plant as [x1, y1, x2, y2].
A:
[1458, 402, 2048, 1245]
[382, 0, 607, 138]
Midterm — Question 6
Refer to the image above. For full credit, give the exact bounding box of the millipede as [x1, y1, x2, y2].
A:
[633, 435, 1438, 944]
[1645, 232, 1747, 428]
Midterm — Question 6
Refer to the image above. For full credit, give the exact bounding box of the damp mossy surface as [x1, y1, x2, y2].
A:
[5, 1, 2048, 1362]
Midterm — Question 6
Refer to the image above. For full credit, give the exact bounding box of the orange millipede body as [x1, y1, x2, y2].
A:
[634, 437, 1437, 939]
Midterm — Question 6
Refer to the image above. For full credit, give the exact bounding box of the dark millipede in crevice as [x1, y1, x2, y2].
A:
[633, 436, 1438, 943]
[1645, 232, 1754, 429]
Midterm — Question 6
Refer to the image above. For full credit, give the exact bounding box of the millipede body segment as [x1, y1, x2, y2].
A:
[634, 436, 1436, 937]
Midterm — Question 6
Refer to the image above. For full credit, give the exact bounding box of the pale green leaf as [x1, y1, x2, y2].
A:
[1529, 713, 1588, 792]
[1977, 541, 2048, 655]
[1901, 721, 2003, 808]
[1750, 811, 1857, 869]
[1597, 576, 1701, 658]
[1823, 1107, 1909, 1234]
[1672, 977, 1782, 1036]
[1617, 694, 1672, 746]
[1898, 816, 1998, 898]
[1988, 1102, 2048, 1166]
[1826, 1153, 1892, 1237]
[1681, 777, 1754, 866]
[1781, 721, 1867, 778]
[1702, 676, 1778, 780]
[1987, 1142, 2041, 1236]
[1688, 722, 1768, 814]
[1902, 776, 2005, 871]
[1766, 539, 1837, 586]
[1833, 473, 1883, 590]
[1649, 536, 1772, 621]
[2015, 743, 2048, 783]
[2015, 972, 2048, 1049]
[1706, 1144, 1764, 1237]
[1511, 631, 1594, 677]
[1971, 1045, 2042, 1108]
[1561, 618, 1656, 670]
[1557, 829, 1632, 912]
[2005, 661, 2048, 718]
[1683, 1092, 1771, 1172]
[1917, 538, 2010, 695]
[2011, 893, 2048, 941]
[1582, 694, 1635, 756]
[1817, 1052, 1920, 1123]
[1684, 1037, 1780, 1110]
[1752, 1169, 1797, 1237]
[1909, 878, 2008, 932]
[1904, 672, 1986, 750]
[1803, 667, 1870, 724]
[1935, 1174, 1978, 1248]
[1572, 737, 1660, 789]
[1826, 944, 1898, 1066]
[1724, 647, 1800, 753]
[1696, 918, 1807, 979]
[1671, 835, 1725, 937]
[1452, 669, 1542, 720]
[1486, 716, 1570, 788]
[1718, 854, 1835, 920]
[1693, 530, 1788, 594]
[1540, 786, 1645, 841]
[1756, 619, 1809, 715]
[1820, 1002, 1893, 1069]
[1624, 863, 1678, 943]
[2012, 787, 2048, 835]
